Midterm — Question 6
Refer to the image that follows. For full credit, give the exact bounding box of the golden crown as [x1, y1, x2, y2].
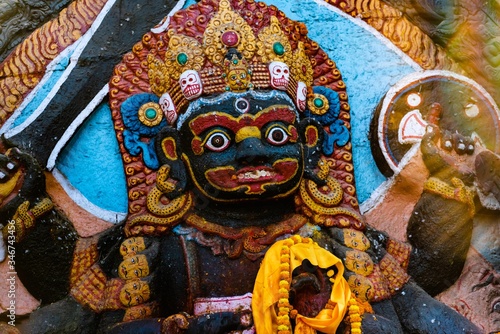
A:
[146, 0, 314, 124]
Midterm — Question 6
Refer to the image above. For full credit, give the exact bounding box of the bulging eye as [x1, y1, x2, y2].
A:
[266, 126, 289, 145]
[205, 132, 231, 152]
[493, 301, 500, 313]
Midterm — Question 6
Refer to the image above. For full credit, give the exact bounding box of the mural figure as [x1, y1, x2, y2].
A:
[0, 0, 497, 333]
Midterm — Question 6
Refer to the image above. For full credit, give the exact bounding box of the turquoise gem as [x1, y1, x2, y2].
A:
[273, 42, 285, 55]
[314, 98, 324, 108]
[145, 108, 157, 119]
[233, 59, 239, 65]
[176, 53, 188, 65]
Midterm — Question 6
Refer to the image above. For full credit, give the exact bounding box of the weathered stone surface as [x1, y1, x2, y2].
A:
[0, 0, 73, 63]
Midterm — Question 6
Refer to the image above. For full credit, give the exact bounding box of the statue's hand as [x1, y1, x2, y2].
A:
[289, 259, 334, 318]
[0, 146, 53, 248]
[0, 146, 47, 213]
[420, 124, 478, 181]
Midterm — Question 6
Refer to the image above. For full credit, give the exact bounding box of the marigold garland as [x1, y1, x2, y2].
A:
[252, 234, 351, 333]
[345, 297, 373, 334]
[348, 298, 362, 334]
[277, 235, 312, 334]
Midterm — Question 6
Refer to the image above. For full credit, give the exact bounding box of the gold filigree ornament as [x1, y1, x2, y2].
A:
[291, 41, 314, 86]
[164, 32, 204, 80]
[307, 93, 330, 115]
[203, 0, 258, 65]
[138, 102, 163, 127]
[257, 16, 293, 64]
[147, 54, 170, 96]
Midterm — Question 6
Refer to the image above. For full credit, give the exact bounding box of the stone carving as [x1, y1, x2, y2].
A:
[0, 0, 108, 122]
[0, 0, 497, 333]
[0, 0, 72, 62]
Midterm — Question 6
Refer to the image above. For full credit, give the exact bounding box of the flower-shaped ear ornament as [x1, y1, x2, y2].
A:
[304, 86, 350, 155]
[121, 93, 167, 169]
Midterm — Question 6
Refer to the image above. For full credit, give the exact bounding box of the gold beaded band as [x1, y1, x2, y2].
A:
[423, 177, 475, 216]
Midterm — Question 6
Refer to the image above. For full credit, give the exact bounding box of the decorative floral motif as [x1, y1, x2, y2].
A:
[305, 86, 350, 155]
[291, 42, 313, 86]
[164, 32, 204, 80]
[203, 0, 258, 65]
[257, 16, 293, 65]
[147, 54, 171, 96]
[121, 93, 167, 169]
[305, 86, 340, 125]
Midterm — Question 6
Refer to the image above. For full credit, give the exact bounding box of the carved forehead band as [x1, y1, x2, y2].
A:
[176, 90, 298, 129]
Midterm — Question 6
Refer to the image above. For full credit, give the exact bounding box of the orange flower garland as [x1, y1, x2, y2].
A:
[277, 235, 310, 334]
[252, 235, 351, 333]
[347, 298, 362, 334]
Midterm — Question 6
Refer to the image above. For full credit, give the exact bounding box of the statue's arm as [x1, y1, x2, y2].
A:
[406, 126, 477, 295]
[0, 147, 78, 303]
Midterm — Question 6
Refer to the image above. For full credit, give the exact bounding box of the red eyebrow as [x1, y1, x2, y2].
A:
[188, 106, 296, 135]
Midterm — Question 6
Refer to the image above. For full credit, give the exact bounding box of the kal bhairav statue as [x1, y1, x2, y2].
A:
[0, 0, 490, 333]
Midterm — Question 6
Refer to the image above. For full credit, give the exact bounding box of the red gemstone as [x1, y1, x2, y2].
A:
[221, 30, 239, 47]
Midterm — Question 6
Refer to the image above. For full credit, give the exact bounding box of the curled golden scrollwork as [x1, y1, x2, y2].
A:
[125, 165, 193, 236]
[297, 158, 362, 227]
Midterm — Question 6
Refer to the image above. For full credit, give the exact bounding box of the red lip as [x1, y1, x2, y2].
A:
[206, 160, 299, 194]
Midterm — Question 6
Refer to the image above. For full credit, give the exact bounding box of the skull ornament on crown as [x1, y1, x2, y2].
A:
[269, 61, 290, 90]
[179, 70, 203, 100]
[159, 93, 177, 124]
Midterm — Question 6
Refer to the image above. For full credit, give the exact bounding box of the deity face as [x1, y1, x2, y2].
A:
[177, 91, 315, 202]
[348, 274, 374, 301]
[343, 229, 370, 251]
[120, 237, 146, 257]
[119, 280, 151, 307]
[119, 254, 150, 279]
[226, 69, 251, 92]
[345, 249, 374, 276]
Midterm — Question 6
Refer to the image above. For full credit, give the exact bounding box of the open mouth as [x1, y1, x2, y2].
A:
[272, 78, 287, 89]
[184, 85, 201, 98]
[205, 159, 299, 195]
[236, 168, 275, 183]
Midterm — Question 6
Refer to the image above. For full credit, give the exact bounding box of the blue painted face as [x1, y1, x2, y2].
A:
[178, 92, 309, 202]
